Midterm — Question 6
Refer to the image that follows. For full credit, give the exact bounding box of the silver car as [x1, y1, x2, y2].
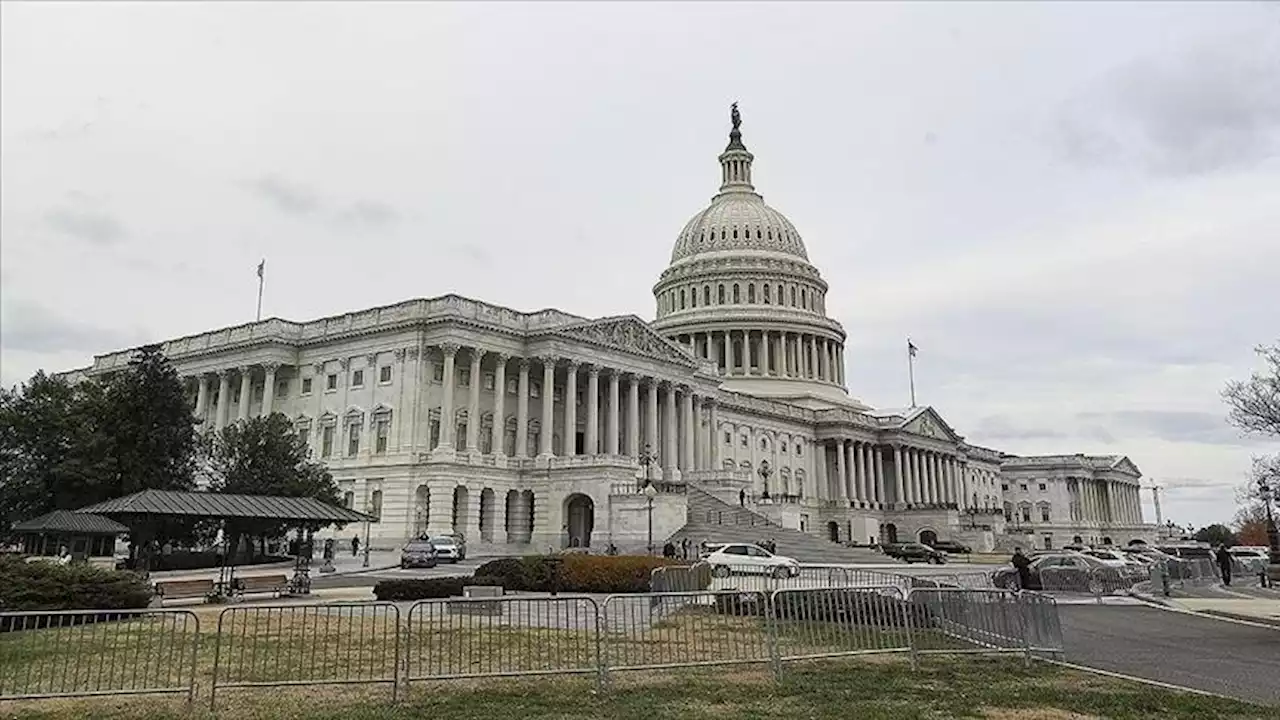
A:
[429, 535, 466, 562]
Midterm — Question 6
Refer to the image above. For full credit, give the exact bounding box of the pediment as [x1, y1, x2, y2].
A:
[1110, 456, 1142, 477]
[554, 315, 697, 368]
[900, 407, 962, 443]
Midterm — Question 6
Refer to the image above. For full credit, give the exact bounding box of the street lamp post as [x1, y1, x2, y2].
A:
[643, 483, 658, 555]
[1258, 478, 1279, 565]
[362, 503, 373, 568]
[638, 444, 658, 490]
[759, 460, 773, 501]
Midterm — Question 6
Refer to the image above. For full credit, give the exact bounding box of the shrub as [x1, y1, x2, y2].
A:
[474, 555, 685, 594]
[0, 555, 153, 613]
[373, 575, 503, 602]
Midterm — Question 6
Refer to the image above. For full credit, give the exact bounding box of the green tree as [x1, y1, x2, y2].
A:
[0, 372, 107, 531]
[1223, 342, 1280, 438]
[1192, 523, 1239, 547]
[202, 413, 343, 559]
[94, 344, 197, 497]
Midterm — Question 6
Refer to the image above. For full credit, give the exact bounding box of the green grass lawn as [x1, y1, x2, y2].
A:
[3, 656, 1273, 720]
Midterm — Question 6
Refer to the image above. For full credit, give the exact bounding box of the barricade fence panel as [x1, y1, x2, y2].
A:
[768, 586, 912, 662]
[602, 590, 772, 672]
[404, 596, 600, 683]
[908, 588, 1029, 659]
[1019, 592, 1064, 656]
[0, 609, 200, 705]
[210, 602, 400, 709]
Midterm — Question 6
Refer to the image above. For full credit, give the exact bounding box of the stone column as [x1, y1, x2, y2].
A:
[562, 361, 577, 457]
[194, 374, 210, 421]
[846, 441, 860, 503]
[438, 344, 459, 449]
[708, 399, 720, 470]
[912, 449, 924, 505]
[681, 390, 694, 470]
[929, 453, 940, 504]
[693, 394, 705, 469]
[896, 443, 906, 504]
[215, 370, 231, 428]
[862, 443, 873, 504]
[467, 349, 483, 452]
[814, 442, 827, 499]
[515, 359, 530, 457]
[626, 374, 640, 457]
[584, 366, 599, 455]
[491, 354, 508, 457]
[722, 331, 731, 375]
[606, 371, 620, 455]
[645, 379, 659, 455]
[742, 330, 753, 376]
[753, 332, 764, 376]
[873, 446, 885, 507]
[774, 333, 786, 377]
[261, 363, 279, 417]
[539, 357, 556, 457]
[810, 336, 819, 379]
[835, 440, 848, 502]
[237, 366, 253, 422]
[662, 383, 677, 477]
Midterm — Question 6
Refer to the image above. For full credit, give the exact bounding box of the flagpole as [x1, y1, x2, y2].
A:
[907, 338, 917, 408]
[256, 259, 265, 321]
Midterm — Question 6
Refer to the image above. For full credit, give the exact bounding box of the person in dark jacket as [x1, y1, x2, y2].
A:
[1215, 544, 1233, 586]
[1011, 548, 1032, 590]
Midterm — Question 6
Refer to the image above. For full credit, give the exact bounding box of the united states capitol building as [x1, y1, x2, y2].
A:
[68, 110, 1155, 555]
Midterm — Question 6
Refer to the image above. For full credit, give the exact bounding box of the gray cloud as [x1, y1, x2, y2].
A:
[43, 203, 125, 246]
[1076, 410, 1253, 446]
[1057, 28, 1280, 176]
[0, 300, 141, 354]
[971, 415, 1069, 442]
[333, 200, 400, 229]
[248, 175, 321, 216]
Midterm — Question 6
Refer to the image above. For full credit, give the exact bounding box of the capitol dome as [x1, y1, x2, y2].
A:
[651, 105, 863, 410]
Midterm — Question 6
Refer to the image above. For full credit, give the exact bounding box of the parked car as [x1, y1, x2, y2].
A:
[882, 542, 947, 564]
[428, 535, 466, 562]
[399, 540, 438, 569]
[927, 539, 972, 554]
[991, 552, 1113, 592]
[704, 543, 800, 578]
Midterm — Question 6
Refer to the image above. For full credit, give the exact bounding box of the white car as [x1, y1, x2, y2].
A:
[704, 543, 800, 579]
[426, 535, 466, 562]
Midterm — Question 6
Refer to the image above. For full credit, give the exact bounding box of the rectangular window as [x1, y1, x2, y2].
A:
[530, 382, 541, 399]
[352, 370, 364, 388]
[302, 378, 313, 394]
[1038, 483, 1047, 492]
[326, 374, 338, 391]
[1020, 484, 1028, 492]
[483, 372, 495, 390]
[347, 423, 361, 456]
[1001, 484, 1009, 491]
[553, 387, 563, 402]
[506, 378, 518, 395]
[724, 431, 731, 444]
[370, 489, 383, 522]
[432, 364, 444, 382]
[296, 426, 310, 448]
[1040, 507, 1051, 522]
[379, 366, 392, 383]
[375, 417, 390, 454]
[459, 369, 471, 386]
[321, 426, 334, 457]
[277, 380, 289, 397]
[1021, 507, 1031, 523]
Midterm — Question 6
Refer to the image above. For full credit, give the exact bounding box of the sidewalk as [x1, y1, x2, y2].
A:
[1168, 597, 1280, 626]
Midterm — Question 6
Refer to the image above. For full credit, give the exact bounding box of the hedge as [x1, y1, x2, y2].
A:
[373, 575, 504, 602]
[0, 555, 153, 614]
[473, 555, 687, 594]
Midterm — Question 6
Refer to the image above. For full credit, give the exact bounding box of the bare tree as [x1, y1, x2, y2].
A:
[1223, 343, 1280, 438]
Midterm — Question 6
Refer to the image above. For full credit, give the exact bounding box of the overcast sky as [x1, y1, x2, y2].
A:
[3, 2, 1277, 529]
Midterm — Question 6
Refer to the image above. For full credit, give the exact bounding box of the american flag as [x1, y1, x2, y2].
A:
[256, 259, 265, 279]
[908, 339, 918, 357]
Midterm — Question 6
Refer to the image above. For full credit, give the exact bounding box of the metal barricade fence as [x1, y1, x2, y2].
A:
[768, 586, 913, 668]
[908, 588, 1031, 664]
[404, 596, 600, 685]
[1018, 592, 1064, 656]
[209, 602, 400, 709]
[601, 590, 772, 676]
[0, 609, 200, 705]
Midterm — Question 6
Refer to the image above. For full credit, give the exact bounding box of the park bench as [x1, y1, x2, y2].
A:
[449, 585, 505, 616]
[154, 578, 215, 605]
[233, 574, 289, 600]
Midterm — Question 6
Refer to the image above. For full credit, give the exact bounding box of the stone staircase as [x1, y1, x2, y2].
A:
[667, 485, 889, 565]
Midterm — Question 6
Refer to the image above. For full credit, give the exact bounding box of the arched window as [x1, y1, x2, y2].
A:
[703, 285, 710, 306]
[790, 286, 797, 306]
[690, 288, 697, 307]
[679, 289, 686, 309]
[760, 437, 769, 451]
[747, 284, 756, 303]
[763, 285, 771, 304]
[733, 284, 740, 303]
[718, 284, 726, 304]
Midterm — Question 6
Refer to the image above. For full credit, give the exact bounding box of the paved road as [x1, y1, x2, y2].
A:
[312, 559, 487, 588]
[1059, 604, 1280, 705]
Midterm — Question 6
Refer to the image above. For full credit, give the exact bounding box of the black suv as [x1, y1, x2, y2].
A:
[883, 542, 948, 564]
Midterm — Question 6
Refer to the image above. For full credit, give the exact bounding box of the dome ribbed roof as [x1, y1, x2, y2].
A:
[670, 196, 809, 262]
[668, 104, 810, 264]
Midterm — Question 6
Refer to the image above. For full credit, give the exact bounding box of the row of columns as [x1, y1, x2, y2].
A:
[191, 363, 282, 430]
[435, 346, 720, 478]
[1076, 479, 1142, 526]
[671, 329, 844, 385]
[813, 441, 967, 510]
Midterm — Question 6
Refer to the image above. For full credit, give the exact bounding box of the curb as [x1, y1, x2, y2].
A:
[1039, 658, 1241, 702]
[1126, 593, 1280, 631]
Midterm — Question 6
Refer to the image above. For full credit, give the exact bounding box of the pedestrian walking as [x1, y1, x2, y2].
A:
[739, 489, 746, 506]
[351, 535, 360, 557]
[681, 538, 690, 560]
[1011, 547, 1032, 590]
[1215, 544, 1233, 586]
